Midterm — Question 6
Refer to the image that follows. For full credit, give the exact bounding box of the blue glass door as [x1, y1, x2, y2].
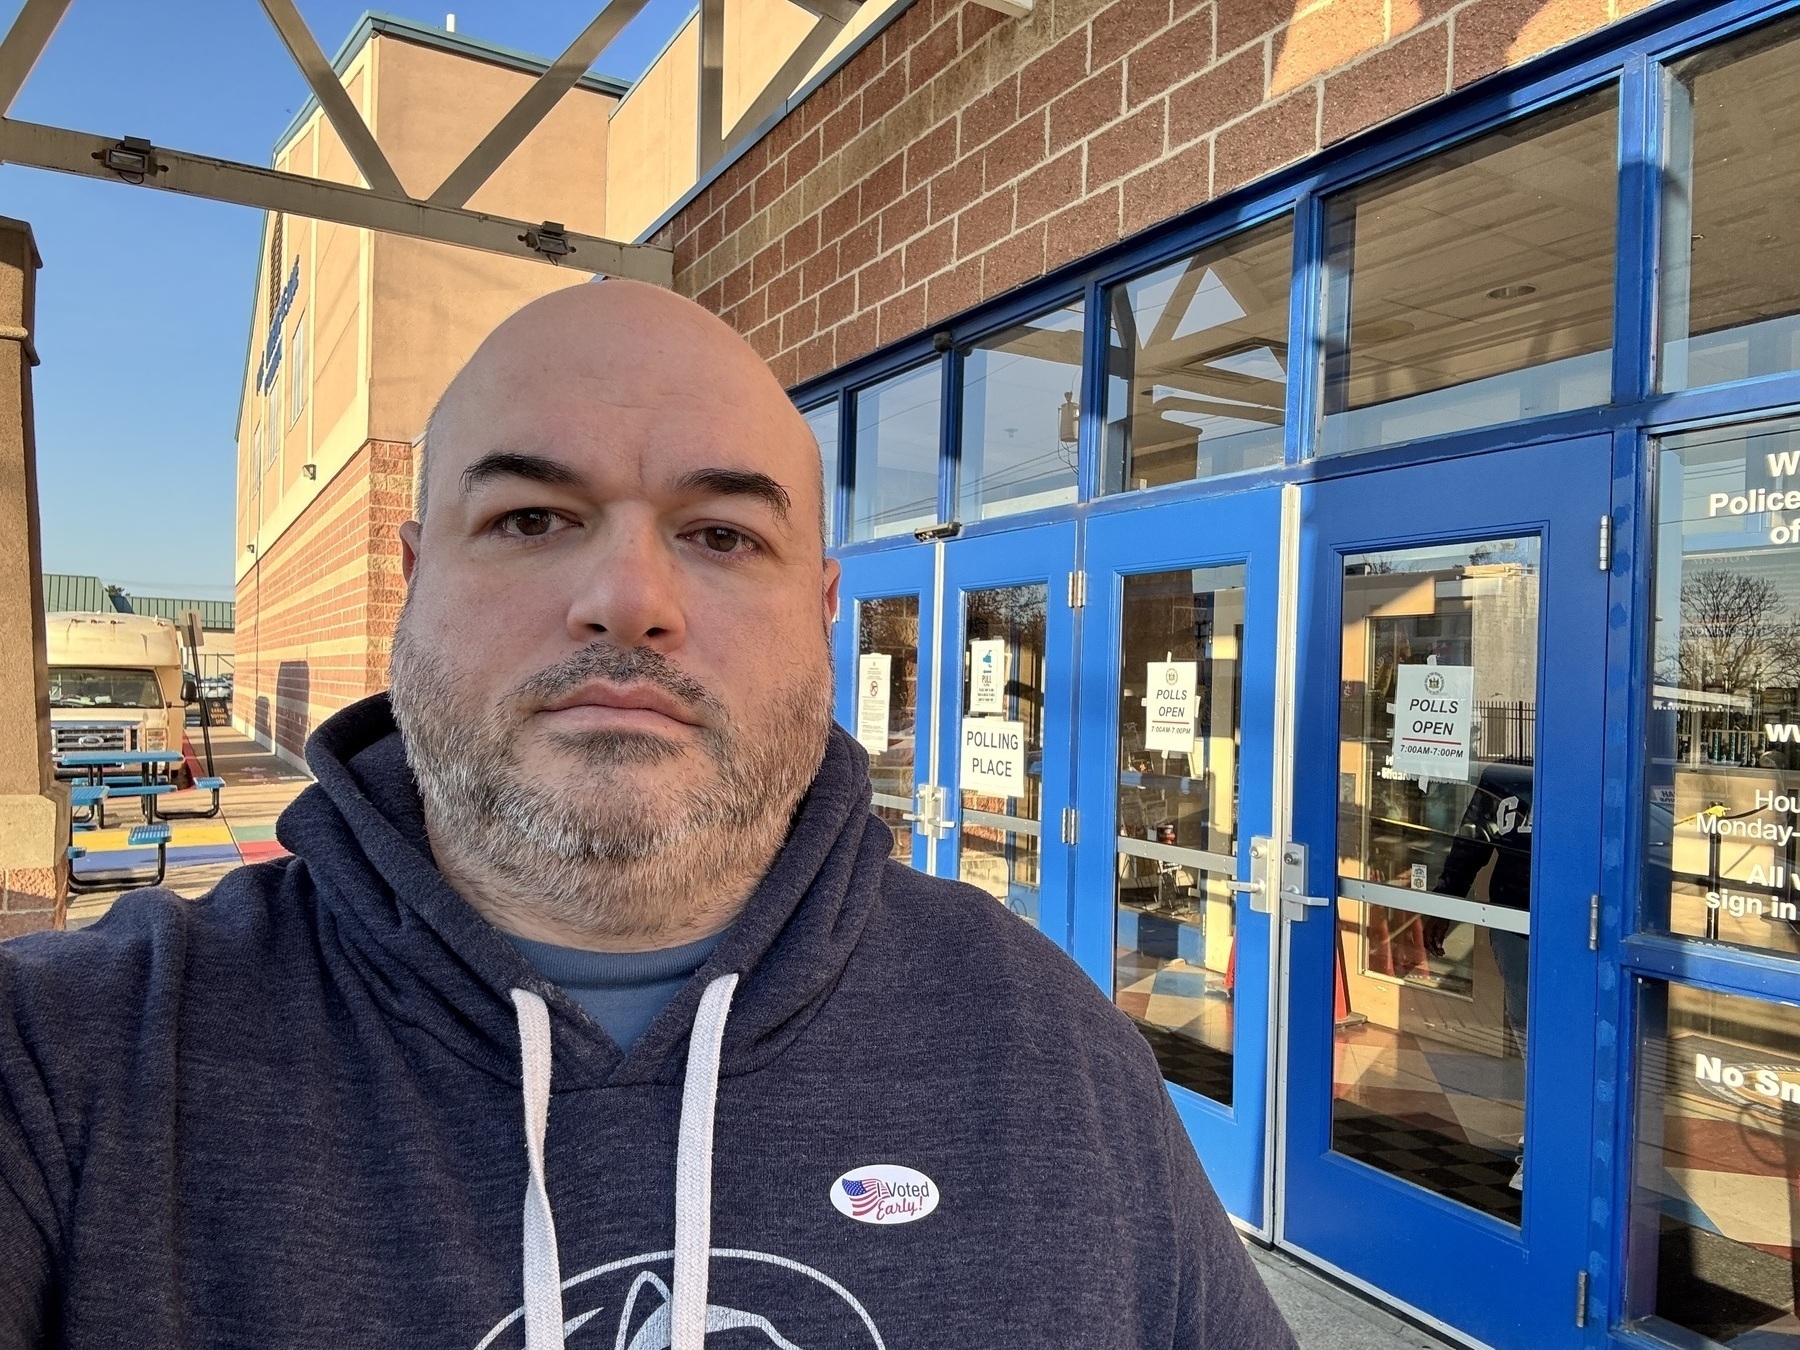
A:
[930, 522, 1079, 947]
[834, 546, 936, 873]
[1073, 487, 1283, 1227]
[1280, 437, 1612, 1348]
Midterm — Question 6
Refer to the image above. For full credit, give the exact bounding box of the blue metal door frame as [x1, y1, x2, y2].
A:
[1074, 486, 1284, 1228]
[1281, 437, 1614, 1348]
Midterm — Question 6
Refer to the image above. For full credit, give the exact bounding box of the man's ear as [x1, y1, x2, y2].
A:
[822, 557, 842, 626]
[400, 520, 422, 584]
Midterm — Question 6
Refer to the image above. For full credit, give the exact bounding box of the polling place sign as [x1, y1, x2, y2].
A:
[1392, 664, 1474, 780]
[961, 718, 1026, 796]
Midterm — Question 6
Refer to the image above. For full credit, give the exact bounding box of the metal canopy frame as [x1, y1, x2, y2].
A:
[698, 0, 864, 176]
[0, 0, 672, 282]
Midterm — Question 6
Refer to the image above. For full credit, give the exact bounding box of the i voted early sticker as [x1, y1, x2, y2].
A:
[830, 1164, 940, 1225]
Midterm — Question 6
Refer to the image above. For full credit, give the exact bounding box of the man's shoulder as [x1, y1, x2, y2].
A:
[863, 858, 1164, 1081]
[0, 858, 302, 1022]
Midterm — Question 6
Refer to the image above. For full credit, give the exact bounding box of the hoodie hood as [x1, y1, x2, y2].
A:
[279, 693, 892, 1092]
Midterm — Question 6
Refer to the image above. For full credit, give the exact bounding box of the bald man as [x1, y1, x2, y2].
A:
[0, 283, 1295, 1349]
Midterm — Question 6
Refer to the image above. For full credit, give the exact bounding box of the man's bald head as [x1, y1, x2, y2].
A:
[414, 280, 825, 543]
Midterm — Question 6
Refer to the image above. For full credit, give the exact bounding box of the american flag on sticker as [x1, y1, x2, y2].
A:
[840, 1176, 888, 1217]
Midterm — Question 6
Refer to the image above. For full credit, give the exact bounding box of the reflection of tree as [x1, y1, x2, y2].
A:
[1675, 568, 1800, 693]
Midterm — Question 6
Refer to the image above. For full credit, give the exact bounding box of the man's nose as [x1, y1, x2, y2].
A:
[564, 516, 686, 649]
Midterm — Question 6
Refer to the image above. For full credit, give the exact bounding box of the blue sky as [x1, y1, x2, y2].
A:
[1, 0, 693, 600]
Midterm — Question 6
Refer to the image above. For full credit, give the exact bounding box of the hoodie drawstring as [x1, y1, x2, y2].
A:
[510, 972, 741, 1350]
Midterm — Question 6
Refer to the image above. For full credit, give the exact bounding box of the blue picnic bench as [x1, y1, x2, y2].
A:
[67, 822, 173, 892]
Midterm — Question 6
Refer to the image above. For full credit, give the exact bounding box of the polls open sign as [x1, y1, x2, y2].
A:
[1392, 664, 1474, 780]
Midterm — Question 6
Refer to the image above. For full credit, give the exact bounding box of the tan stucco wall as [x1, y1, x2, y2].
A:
[369, 33, 612, 230]
[607, 17, 702, 244]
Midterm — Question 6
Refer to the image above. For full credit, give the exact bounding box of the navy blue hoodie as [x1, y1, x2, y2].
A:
[0, 695, 1296, 1348]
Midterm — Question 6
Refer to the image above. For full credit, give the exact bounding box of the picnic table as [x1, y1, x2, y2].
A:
[56, 750, 186, 821]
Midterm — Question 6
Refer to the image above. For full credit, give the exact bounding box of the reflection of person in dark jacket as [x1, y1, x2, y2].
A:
[1429, 763, 1532, 1047]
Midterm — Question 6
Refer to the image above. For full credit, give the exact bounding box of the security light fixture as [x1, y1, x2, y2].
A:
[93, 137, 162, 184]
[302, 462, 318, 480]
[521, 222, 573, 261]
[245, 542, 257, 555]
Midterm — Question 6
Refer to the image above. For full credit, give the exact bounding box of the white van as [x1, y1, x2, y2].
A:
[46, 612, 190, 783]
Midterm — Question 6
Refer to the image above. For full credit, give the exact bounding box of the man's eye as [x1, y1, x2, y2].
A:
[696, 526, 752, 554]
[498, 509, 563, 538]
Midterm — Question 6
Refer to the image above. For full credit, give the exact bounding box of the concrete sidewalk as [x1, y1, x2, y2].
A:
[1251, 1244, 1458, 1349]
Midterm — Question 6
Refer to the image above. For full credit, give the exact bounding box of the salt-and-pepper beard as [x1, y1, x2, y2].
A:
[388, 615, 833, 943]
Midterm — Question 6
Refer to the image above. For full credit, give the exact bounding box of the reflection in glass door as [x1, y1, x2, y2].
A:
[833, 546, 936, 873]
[958, 583, 1049, 925]
[858, 596, 922, 861]
[1334, 538, 1541, 1226]
[1114, 566, 1247, 1106]
[1281, 438, 1611, 1349]
[935, 524, 1078, 946]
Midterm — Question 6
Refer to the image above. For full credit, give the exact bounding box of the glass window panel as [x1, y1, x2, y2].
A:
[958, 302, 1084, 523]
[851, 363, 941, 541]
[1113, 566, 1246, 1105]
[958, 585, 1046, 925]
[1333, 538, 1542, 1224]
[1661, 19, 1800, 393]
[1102, 218, 1291, 494]
[801, 401, 841, 545]
[1648, 418, 1800, 960]
[1320, 91, 1617, 454]
[857, 596, 920, 861]
[1629, 980, 1800, 1344]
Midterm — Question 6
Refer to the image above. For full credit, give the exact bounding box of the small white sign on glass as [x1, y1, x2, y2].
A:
[968, 638, 1007, 714]
[1391, 663, 1475, 781]
[961, 717, 1026, 797]
[1144, 661, 1199, 754]
[856, 653, 892, 755]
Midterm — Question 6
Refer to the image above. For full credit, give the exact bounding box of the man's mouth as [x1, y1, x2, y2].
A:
[534, 681, 704, 734]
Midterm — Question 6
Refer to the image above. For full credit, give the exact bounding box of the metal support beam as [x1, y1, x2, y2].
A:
[697, 0, 726, 176]
[700, 0, 863, 176]
[0, 0, 71, 116]
[725, 13, 843, 148]
[428, 0, 650, 209]
[257, 0, 407, 198]
[788, 0, 862, 24]
[0, 119, 673, 284]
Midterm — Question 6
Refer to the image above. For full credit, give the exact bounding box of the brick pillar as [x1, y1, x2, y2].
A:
[0, 216, 68, 935]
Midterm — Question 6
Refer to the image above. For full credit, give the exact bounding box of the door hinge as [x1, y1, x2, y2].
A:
[1598, 514, 1613, 573]
[1589, 893, 1601, 950]
[1575, 1270, 1590, 1327]
[1061, 806, 1078, 845]
[1067, 570, 1087, 608]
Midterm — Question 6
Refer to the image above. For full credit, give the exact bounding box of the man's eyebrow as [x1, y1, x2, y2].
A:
[459, 451, 583, 496]
[672, 467, 792, 520]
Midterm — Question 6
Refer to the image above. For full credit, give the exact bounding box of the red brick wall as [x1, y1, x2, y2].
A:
[233, 439, 412, 763]
[660, 0, 1651, 385]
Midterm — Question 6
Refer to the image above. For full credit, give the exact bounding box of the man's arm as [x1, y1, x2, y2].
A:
[1162, 1095, 1297, 1349]
[0, 1167, 52, 1343]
